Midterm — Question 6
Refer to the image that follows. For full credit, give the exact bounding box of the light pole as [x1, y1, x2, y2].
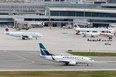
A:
[83, 0, 86, 27]
[48, 6, 52, 29]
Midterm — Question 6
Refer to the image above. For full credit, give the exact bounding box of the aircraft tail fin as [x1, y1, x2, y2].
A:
[5, 28, 9, 32]
[73, 24, 80, 29]
[39, 43, 53, 56]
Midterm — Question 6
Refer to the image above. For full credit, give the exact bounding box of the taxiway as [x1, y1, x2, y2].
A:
[0, 27, 115, 71]
[0, 51, 116, 71]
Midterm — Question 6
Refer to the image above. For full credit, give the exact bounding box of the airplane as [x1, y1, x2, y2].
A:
[73, 24, 114, 38]
[4, 28, 43, 40]
[39, 43, 94, 66]
[83, 30, 114, 38]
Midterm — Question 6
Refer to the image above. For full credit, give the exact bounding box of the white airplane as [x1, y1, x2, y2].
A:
[73, 25, 114, 38]
[39, 43, 94, 66]
[83, 30, 114, 38]
[4, 28, 43, 40]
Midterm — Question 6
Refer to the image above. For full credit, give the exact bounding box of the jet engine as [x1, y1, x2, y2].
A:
[22, 35, 32, 40]
[68, 61, 77, 65]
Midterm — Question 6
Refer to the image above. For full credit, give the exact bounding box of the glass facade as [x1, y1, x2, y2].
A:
[0, 18, 13, 22]
[89, 19, 116, 23]
[24, 18, 73, 22]
[50, 11, 116, 18]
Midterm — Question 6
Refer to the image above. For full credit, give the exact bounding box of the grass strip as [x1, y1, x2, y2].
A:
[68, 52, 116, 56]
[0, 71, 116, 77]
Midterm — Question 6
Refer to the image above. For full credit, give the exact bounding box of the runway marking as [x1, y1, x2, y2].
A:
[4, 51, 27, 60]
[31, 61, 35, 63]
[3, 51, 116, 64]
[4, 51, 36, 64]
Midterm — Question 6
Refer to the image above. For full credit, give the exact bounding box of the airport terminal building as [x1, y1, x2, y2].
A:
[0, 1, 116, 28]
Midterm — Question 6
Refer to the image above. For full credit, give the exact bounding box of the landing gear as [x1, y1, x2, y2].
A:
[76, 33, 79, 35]
[65, 63, 69, 66]
[35, 36, 38, 40]
[87, 64, 89, 66]
[83, 34, 86, 37]
[108, 36, 112, 40]
[91, 35, 94, 38]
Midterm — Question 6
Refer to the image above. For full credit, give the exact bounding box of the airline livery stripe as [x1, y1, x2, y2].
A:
[41, 49, 47, 55]
[51, 56, 55, 60]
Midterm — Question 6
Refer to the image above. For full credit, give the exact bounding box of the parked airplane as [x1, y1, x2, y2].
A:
[39, 43, 94, 66]
[4, 28, 43, 40]
[73, 25, 114, 38]
[83, 30, 113, 38]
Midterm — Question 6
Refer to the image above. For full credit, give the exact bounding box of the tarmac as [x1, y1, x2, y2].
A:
[0, 27, 116, 71]
[0, 27, 116, 54]
[0, 51, 116, 70]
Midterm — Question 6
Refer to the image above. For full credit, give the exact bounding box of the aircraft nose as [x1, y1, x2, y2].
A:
[36, 33, 43, 37]
[88, 58, 95, 62]
[90, 60, 95, 62]
[39, 34, 43, 37]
